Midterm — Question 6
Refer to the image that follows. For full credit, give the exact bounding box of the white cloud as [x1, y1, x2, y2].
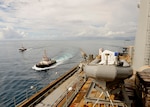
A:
[0, 32, 4, 39]
[0, 0, 138, 40]
[106, 31, 125, 36]
[0, 27, 26, 40]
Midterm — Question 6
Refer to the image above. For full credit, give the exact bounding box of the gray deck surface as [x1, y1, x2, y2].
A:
[36, 72, 79, 107]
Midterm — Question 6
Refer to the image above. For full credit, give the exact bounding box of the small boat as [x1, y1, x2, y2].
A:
[19, 44, 27, 52]
[32, 50, 56, 71]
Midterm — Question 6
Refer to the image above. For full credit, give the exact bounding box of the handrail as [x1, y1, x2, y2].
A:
[51, 75, 85, 106]
[16, 65, 79, 107]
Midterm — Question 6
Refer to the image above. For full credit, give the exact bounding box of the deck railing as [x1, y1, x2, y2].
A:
[14, 65, 79, 107]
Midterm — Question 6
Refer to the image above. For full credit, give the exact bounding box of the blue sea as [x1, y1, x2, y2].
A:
[0, 39, 134, 107]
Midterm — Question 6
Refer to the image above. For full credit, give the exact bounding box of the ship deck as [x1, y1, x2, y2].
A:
[17, 65, 135, 107]
[35, 70, 97, 107]
[35, 68, 85, 107]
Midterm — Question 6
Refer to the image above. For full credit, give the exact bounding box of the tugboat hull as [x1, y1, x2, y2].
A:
[19, 48, 27, 52]
[32, 60, 56, 71]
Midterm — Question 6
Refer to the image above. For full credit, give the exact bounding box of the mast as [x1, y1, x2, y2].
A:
[42, 50, 50, 61]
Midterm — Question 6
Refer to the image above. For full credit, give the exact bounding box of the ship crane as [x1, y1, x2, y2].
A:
[80, 48, 87, 61]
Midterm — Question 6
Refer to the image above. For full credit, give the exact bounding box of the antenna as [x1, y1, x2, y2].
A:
[44, 49, 47, 56]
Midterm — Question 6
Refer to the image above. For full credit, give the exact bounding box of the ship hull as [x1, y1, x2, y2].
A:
[32, 60, 56, 71]
[19, 48, 27, 52]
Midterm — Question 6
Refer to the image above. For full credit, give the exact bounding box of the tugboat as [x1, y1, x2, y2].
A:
[19, 44, 27, 52]
[32, 50, 56, 71]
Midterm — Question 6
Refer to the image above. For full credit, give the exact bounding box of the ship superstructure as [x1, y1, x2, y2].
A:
[133, 0, 150, 70]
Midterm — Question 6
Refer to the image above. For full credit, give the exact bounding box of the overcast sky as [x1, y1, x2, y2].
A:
[0, 0, 139, 40]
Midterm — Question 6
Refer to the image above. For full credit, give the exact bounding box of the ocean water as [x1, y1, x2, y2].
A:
[0, 39, 134, 107]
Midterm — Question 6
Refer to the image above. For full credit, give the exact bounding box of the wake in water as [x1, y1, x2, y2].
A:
[32, 48, 79, 71]
[26, 48, 33, 51]
[50, 49, 77, 68]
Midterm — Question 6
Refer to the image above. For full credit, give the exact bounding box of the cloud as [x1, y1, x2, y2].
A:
[106, 31, 125, 36]
[0, 27, 26, 40]
[0, 0, 138, 40]
[0, 32, 4, 39]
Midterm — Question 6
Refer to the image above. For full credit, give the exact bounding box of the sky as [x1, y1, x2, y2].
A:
[0, 0, 139, 40]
